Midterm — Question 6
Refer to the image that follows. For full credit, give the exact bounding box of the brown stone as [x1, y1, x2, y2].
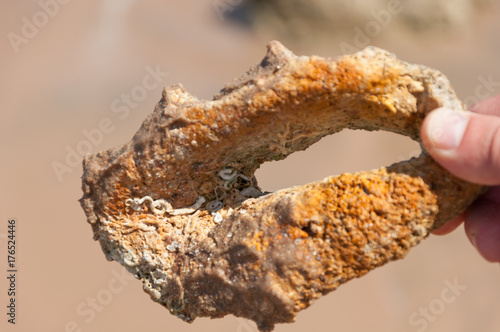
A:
[80, 41, 486, 331]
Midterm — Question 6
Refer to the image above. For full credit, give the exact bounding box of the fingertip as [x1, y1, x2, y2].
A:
[464, 200, 500, 263]
[421, 107, 500, 185]
[432, 214, 464, 235]
[470, 95, 500, 116]
[421, 107, 470, 151]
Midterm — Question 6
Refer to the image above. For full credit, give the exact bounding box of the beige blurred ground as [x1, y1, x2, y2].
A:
[1, 1, 500, 332]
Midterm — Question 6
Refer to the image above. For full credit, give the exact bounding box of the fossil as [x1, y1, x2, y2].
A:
[80, 41, 485, 331]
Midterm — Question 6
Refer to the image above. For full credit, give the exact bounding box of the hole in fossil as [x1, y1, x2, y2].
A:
[255, 130, 421, 192]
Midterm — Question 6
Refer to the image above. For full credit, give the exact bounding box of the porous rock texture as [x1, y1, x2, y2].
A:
[80, 41, 486, 331]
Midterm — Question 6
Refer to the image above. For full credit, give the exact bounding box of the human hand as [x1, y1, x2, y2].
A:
[421, 95, 500, 262]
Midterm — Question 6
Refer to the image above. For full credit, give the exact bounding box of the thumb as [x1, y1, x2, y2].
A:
[421, 107, 500, 185]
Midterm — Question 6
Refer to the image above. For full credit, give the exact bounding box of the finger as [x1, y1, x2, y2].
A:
[480, 184, 500, 202]
[432, 213, 465, 235]
[421, 107, 500, 185]
[464, 197, 500, 263]
[432, 187, 500, 235]
[470, 95, 500, 116]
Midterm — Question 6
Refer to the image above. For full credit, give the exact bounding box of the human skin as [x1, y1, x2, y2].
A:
[421, 95, 500, 262]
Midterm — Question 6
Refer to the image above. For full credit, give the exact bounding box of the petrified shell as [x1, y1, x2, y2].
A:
[80, 41, 485, 331]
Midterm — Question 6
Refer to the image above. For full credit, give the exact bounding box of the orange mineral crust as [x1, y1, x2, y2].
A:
[80, 41, 486, 331]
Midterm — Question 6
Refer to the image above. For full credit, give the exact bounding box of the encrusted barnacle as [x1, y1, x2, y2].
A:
[218, 167, 254, 190]
[125, 196, 154, 211]
[124, 196, 206, 216]
[81, 41, 486, 331]
[206, 168, 264, 214]
[212, 211, 223, 224]
[169, 196, 206, 215]
[218, 168, 238, 181]
[207, 200, 223, 212]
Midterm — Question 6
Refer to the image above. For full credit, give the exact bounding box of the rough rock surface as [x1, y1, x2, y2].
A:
[80, 41, 486, 331]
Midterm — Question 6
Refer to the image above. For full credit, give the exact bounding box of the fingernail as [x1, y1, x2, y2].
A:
[426, 108, 470, 150]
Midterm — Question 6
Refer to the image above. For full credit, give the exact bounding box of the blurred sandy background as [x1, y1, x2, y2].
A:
[1, 1, 500, 331]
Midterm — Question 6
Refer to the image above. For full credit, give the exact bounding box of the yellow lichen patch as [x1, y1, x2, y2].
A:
[332, 59, 365, 92]
[281, 169, 439, 282]
[366, 95, 398, 113]
[299, 57, 336, 84]
[249, 230, 267, 252]
[286, 226, 310, 240]
[105, 182, 132, 218]
[333, 56, 405, 114]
